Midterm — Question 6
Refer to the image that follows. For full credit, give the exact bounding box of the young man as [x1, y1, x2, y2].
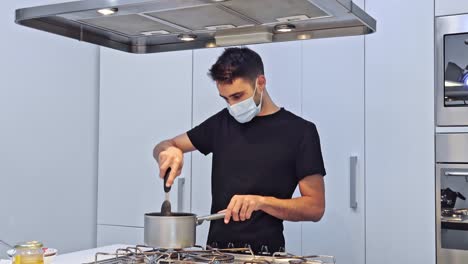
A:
[153, 47, 326, 254]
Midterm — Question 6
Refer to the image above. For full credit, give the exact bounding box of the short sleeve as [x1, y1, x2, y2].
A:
[187, 112, 221, 155]
[295, 122, 326, 180]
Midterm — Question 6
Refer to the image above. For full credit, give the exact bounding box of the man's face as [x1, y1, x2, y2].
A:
[217, 77, 263, 106]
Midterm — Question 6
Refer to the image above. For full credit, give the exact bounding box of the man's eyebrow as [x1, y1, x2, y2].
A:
[219, 92, 243, 99]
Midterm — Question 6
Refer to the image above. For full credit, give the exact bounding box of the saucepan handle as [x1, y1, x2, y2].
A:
[196, 213, 225, 225]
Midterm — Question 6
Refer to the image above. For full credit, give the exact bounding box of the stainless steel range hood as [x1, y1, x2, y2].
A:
[15, 0, 376, 54]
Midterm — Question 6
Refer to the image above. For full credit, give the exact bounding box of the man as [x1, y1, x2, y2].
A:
[153, 47, 326, 254]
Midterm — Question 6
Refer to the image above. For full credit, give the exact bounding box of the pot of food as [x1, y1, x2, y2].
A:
[144, 212, 225, 248]
[144, 169, 225, 248]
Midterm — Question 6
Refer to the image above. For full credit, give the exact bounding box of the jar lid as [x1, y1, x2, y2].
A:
[14, 241, 43, 249]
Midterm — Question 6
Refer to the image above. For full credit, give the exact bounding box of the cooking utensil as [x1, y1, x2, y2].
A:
[441, 187, 466, 208]
[0, 240, 13, 249]
[161, 168, 172, 216]
[144, 212, 225, 249]
[1, 240, 15, 258]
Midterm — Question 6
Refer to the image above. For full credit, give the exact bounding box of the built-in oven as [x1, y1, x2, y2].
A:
[436, 133, 468, 264]
[436, 14, 468, 126]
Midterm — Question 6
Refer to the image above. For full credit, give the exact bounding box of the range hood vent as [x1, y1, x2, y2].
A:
[15, 0, 376, 54]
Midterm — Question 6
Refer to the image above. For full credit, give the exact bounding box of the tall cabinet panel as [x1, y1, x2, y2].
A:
[251, 42, 303, 255]
[97, 48, 193, 243]
[191, 42, 303, 253]
[365, 0, 435, 264]
[192, 47, 226, 247]
[301, 36, 365, 264]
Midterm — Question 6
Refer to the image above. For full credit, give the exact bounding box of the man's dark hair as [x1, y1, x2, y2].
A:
[208, 47, 264, 85]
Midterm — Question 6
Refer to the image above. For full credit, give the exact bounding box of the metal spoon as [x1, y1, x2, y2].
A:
[0, 240, 13, 249]
[161, 168, 172, 216]
[0, 240, 15, 258]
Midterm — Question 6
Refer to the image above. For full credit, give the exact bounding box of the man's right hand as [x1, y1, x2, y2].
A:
[153, 133, 196, 187]
[158, 146, 184, 187]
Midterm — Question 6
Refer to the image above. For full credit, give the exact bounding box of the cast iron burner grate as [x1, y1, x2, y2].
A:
[87, 245, 335, 264]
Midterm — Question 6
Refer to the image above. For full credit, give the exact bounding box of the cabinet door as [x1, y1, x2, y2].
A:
[250, 42, 303, 255]
[98, 48, 193, 228]
[191, 42, 303, 253]
[301, 36, 365, 263]
[192, 47, 227, 246]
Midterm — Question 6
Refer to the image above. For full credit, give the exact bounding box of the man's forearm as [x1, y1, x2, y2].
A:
[260, 196, 324, 222]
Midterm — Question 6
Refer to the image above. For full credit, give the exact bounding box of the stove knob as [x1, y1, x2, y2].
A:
[227, 242, 235, 249]
[209, 242, 218, 249]
[259, 245, 270, 255]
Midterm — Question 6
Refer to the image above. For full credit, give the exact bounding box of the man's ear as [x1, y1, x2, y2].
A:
[257, 75, 266, 92]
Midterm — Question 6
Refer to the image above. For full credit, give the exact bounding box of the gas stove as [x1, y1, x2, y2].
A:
[85, 245, 335, 264]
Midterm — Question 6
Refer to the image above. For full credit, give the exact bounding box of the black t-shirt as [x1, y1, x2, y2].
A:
[187, 107, 326, 254]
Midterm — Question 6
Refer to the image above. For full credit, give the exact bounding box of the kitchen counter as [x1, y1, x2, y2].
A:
[1, 244, 131, 264]
[54, 244, 131, 264]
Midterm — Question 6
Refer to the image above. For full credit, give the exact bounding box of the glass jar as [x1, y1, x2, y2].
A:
[13, 241, 44, 264]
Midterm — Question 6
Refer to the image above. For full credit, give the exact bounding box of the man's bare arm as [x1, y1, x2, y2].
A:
[223, 174, 325, 223]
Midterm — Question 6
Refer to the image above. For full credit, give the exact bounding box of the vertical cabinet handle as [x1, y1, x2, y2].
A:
[350, 156, 358, 209]
[177, 177, 185, 212]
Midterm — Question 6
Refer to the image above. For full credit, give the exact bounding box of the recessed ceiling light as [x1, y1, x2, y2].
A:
[275, 24, 296, 33]
[206, 42, 217, 48]
[97, 8, 118, 16]
[297, 33, 312, 40]
[178, 34, 197, 42]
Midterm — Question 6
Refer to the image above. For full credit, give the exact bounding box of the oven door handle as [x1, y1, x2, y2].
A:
[445, 171, 468, 177]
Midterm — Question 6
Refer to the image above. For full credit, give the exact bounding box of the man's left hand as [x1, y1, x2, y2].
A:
[222, 195, 266, 224]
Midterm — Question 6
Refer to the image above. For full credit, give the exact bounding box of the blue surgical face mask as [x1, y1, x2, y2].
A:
[227, 81, 263, 123]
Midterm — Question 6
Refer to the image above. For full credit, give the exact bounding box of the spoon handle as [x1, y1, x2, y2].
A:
[0, 240, 13, 249]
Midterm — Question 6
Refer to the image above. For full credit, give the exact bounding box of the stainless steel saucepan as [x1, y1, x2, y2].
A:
[145, 168, 225, 248]
[144, 212, 225, 248]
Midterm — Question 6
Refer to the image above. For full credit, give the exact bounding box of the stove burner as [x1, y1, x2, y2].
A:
[192, 253, 235, 263]
[88, 246, 335, 264]
[243, 260, 271, 264]
[288, 260, 305, 264]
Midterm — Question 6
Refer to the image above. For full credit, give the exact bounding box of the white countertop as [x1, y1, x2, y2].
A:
[54, 244, 131, 264]
[1, 244, 131, 264]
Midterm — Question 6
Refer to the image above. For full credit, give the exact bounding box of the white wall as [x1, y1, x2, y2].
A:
[365, 0, 435, 264]
[0, 0, 99, 258]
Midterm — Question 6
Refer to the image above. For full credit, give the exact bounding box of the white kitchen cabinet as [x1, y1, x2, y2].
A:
[97, 48, 193, 229]
[365, 0, 435, 264]
[251, 42, 303, 255]
[436, 0, 468, 16]
[97, 225, 144, 247]
[191, 47, 226, 247]
[301, 36, 365, 264]
[191, 42, 303, 254]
